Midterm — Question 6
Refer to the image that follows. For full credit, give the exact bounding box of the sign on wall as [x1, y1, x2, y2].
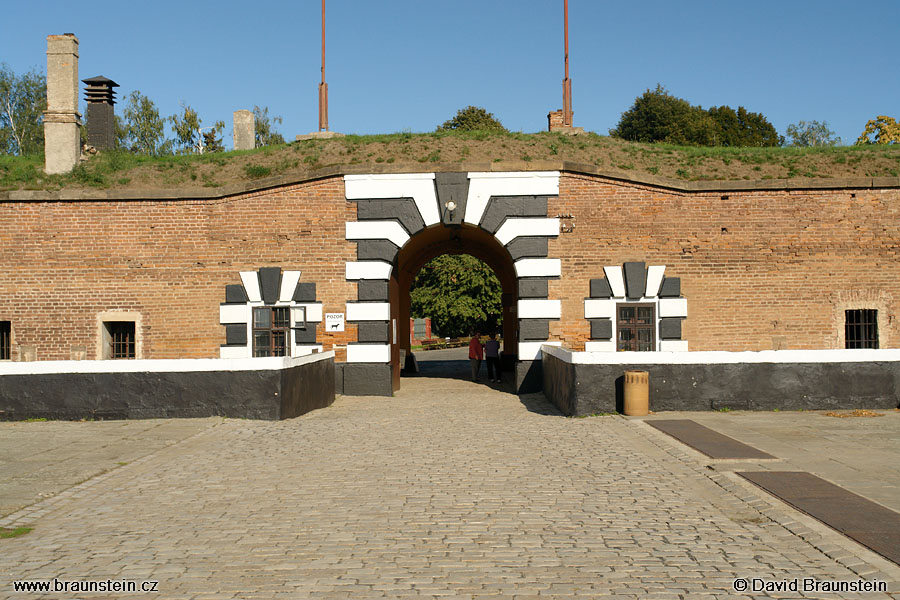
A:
[325, 313, 345, 332]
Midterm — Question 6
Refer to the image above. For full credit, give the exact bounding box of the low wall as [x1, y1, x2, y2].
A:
[542, 346, 900, 416]
[0, 353, 335, 421]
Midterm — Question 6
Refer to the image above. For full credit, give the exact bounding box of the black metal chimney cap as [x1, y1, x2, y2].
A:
[82, 76, 119, 87]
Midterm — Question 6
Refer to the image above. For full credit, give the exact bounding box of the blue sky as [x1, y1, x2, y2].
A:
[3, 1, 896, 148]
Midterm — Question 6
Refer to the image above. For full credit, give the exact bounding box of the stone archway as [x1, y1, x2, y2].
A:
[341, 171, 563, 396]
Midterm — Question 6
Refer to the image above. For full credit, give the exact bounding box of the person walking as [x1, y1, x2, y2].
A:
[468, 331, 484, 382]
[484, 332, 501, 382]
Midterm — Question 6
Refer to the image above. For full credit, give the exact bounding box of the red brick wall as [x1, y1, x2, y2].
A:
[549, 172, 900, 351]
[1, 171, 898, 361]
[0, 178, 358, 360]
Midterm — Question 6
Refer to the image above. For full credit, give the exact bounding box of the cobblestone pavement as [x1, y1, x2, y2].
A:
[1, 375, 898, 599]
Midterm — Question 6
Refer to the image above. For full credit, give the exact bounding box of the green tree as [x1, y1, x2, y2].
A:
[856, 116, 900, 145]
[253, 105, 285, 146]
[785, 120, 840, 147]
[437, 106, 507, 133]
[410, 254, 503, 337]
[612, 85, 781, 147]
[201, 121, 226, 153]
[0, 64, 47, 155]
[118, 90, 169, 155]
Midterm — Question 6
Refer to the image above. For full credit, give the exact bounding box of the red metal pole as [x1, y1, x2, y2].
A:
[562, 0, 573, 126]
[318, 0, 328, 131]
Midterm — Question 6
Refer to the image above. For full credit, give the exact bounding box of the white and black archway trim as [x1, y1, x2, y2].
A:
[584, 262, 687, 352]
[344, 171, 561, 368]
[219, 267, 323, 359]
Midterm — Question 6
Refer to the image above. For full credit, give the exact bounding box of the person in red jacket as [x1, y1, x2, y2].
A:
[468, 331, 484, 382]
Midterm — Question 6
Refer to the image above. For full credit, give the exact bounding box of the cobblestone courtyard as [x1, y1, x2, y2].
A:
[1, 373, 898, 599]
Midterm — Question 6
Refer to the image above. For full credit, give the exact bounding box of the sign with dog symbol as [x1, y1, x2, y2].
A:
[325, 313, 344, 332]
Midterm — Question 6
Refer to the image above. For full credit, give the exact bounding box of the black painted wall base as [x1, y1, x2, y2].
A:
[542, 354, 900, 416]
[341, 363, 393, 396]
[0, 359, 335, 421]
[516, 360, 543, 395]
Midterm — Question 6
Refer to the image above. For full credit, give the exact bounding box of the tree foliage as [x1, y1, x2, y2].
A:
[410, 254, 503, 338]
[611, 85, 781, 147]
[0, 64, 47, 156]
[436, 106, 507, 133]
[856, 116, 900, 145]
[169, 104, 223, 154]
[118, 90, 169, 155]
[786, 120, 840, 147]
[253, 105, 285, 146]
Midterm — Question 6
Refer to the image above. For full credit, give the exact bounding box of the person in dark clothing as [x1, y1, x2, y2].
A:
[484, 332, 501, 382]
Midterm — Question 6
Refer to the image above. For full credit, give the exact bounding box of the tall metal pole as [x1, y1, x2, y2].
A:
[318, 0, 329, 131]
[562, 0, 573, 127]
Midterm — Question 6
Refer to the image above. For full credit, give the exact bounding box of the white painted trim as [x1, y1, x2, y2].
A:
[346, 302, 390, 321]
[347, 344, 391, 363]
[0, 352, 336, 375]
[292, 303, 323, 322]
[584, 341, 616, 352]
[220, 304, 250, 325]
[294, 345, 325, 357]
[345, 221, 410, 248]
[645, 266, 666, 298]
[519, 341, 562, 360]
[514, 258, 561, 278]
[346, 261, 393, 280]
[239, 271, 262, 302]
[463, 171, 560, 225]
[659, 298, 688, 318]
[518, 299, 561, 319]
[603, 266, 625, 298]
[279, 271, 301, 303]
[660, 340, 689, 352]
[219, 345, 250, 359]
[344, 173, 440, 226]
[494, 218, 560, 245]
[584, 299, 616, 320]
[540, 345, 900, 365]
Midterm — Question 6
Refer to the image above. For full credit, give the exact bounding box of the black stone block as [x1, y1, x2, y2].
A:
[225, 284, 248, 304]
[358, 280, 389, 301]
[590, 319, 612, 340]
[506, 237, 548, 260]
[589, 278, 612, 299]
[623, 262, 647, 300]
[357, 321, 390, 343]
[659, 277, 681, 298]
[519, 319, 550, 341]
[356, 199, 424, 235]
[342, 362, 393, 396]
[518, 279, 548, 299]
[659, 318, 682, 340]
[435, 172, 469, 226]
[357, 239, 400, 262]
[225, 324, 247, 346]
[258, 267, 282, 304]
[292, 282, 317, 302]
[294, 326, 317, 344]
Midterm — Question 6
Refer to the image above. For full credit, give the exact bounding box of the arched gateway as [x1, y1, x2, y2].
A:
[341, 171, 562, 395]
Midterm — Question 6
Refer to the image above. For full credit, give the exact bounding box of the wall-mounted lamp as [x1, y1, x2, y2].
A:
[445, 200, 457, 220]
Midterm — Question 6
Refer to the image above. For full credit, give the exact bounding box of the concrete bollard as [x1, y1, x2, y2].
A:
[623, 370, 649, 416]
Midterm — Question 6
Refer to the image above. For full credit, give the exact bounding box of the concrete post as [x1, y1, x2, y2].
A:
[44, 34, 82, 174]
[233, 110, 255, 151]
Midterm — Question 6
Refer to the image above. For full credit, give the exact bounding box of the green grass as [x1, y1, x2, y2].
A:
[0, 527, 33, 539]
[23, 417, 48, 422]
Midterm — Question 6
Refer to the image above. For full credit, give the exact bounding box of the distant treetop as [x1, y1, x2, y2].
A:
[436, 106, 507, 133]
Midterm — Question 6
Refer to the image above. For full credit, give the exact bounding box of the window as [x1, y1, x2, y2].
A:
[617, 304, 655, 351]
[252, 307, 290, 357]
[845, 309, 878, 349]
[103, 321, 135, 359]
[0, 321, 10, 360]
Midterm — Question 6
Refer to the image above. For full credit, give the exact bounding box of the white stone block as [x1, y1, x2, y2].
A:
[293, 345, 324, 357]
[518, 299, 561, 319]
[646, 265, 666, 298]
[346, 261, 393, 280]
[344, 173, 439, 226]
[603, 266, 625, 297]
[346, 302, 390, 321]
[659, 298, 688, 318]
[219, 304, 250, 324]
[239, 271, 261, 302]
[584, 341, 616, 352]
[347, 344, 391, 363]
[464, 171, 560, 225]
[292, 303, 323, 323]
[279, 270, 301, 302]
[345, 221, 410, 248]
[660, 340, 689, 352]
[514, 258, 561, 278]
[584, 299, 616, 319]
[519, 341, 562, 361]
[494, 218, 559, 245]
[220, 345, 250, 359]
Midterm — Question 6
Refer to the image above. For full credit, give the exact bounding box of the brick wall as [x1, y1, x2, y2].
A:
[549, 172, 900, 351]
[0, 178, 357, 360]
[1, 170, 898, 361]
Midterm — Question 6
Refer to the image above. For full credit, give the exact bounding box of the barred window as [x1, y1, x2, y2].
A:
[252, 307, 290, 357]
[0, 321, 10, 360]
[845, 309, 878, 349]
[104, 321, 135, 359]
[617, 303, 655, 351]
